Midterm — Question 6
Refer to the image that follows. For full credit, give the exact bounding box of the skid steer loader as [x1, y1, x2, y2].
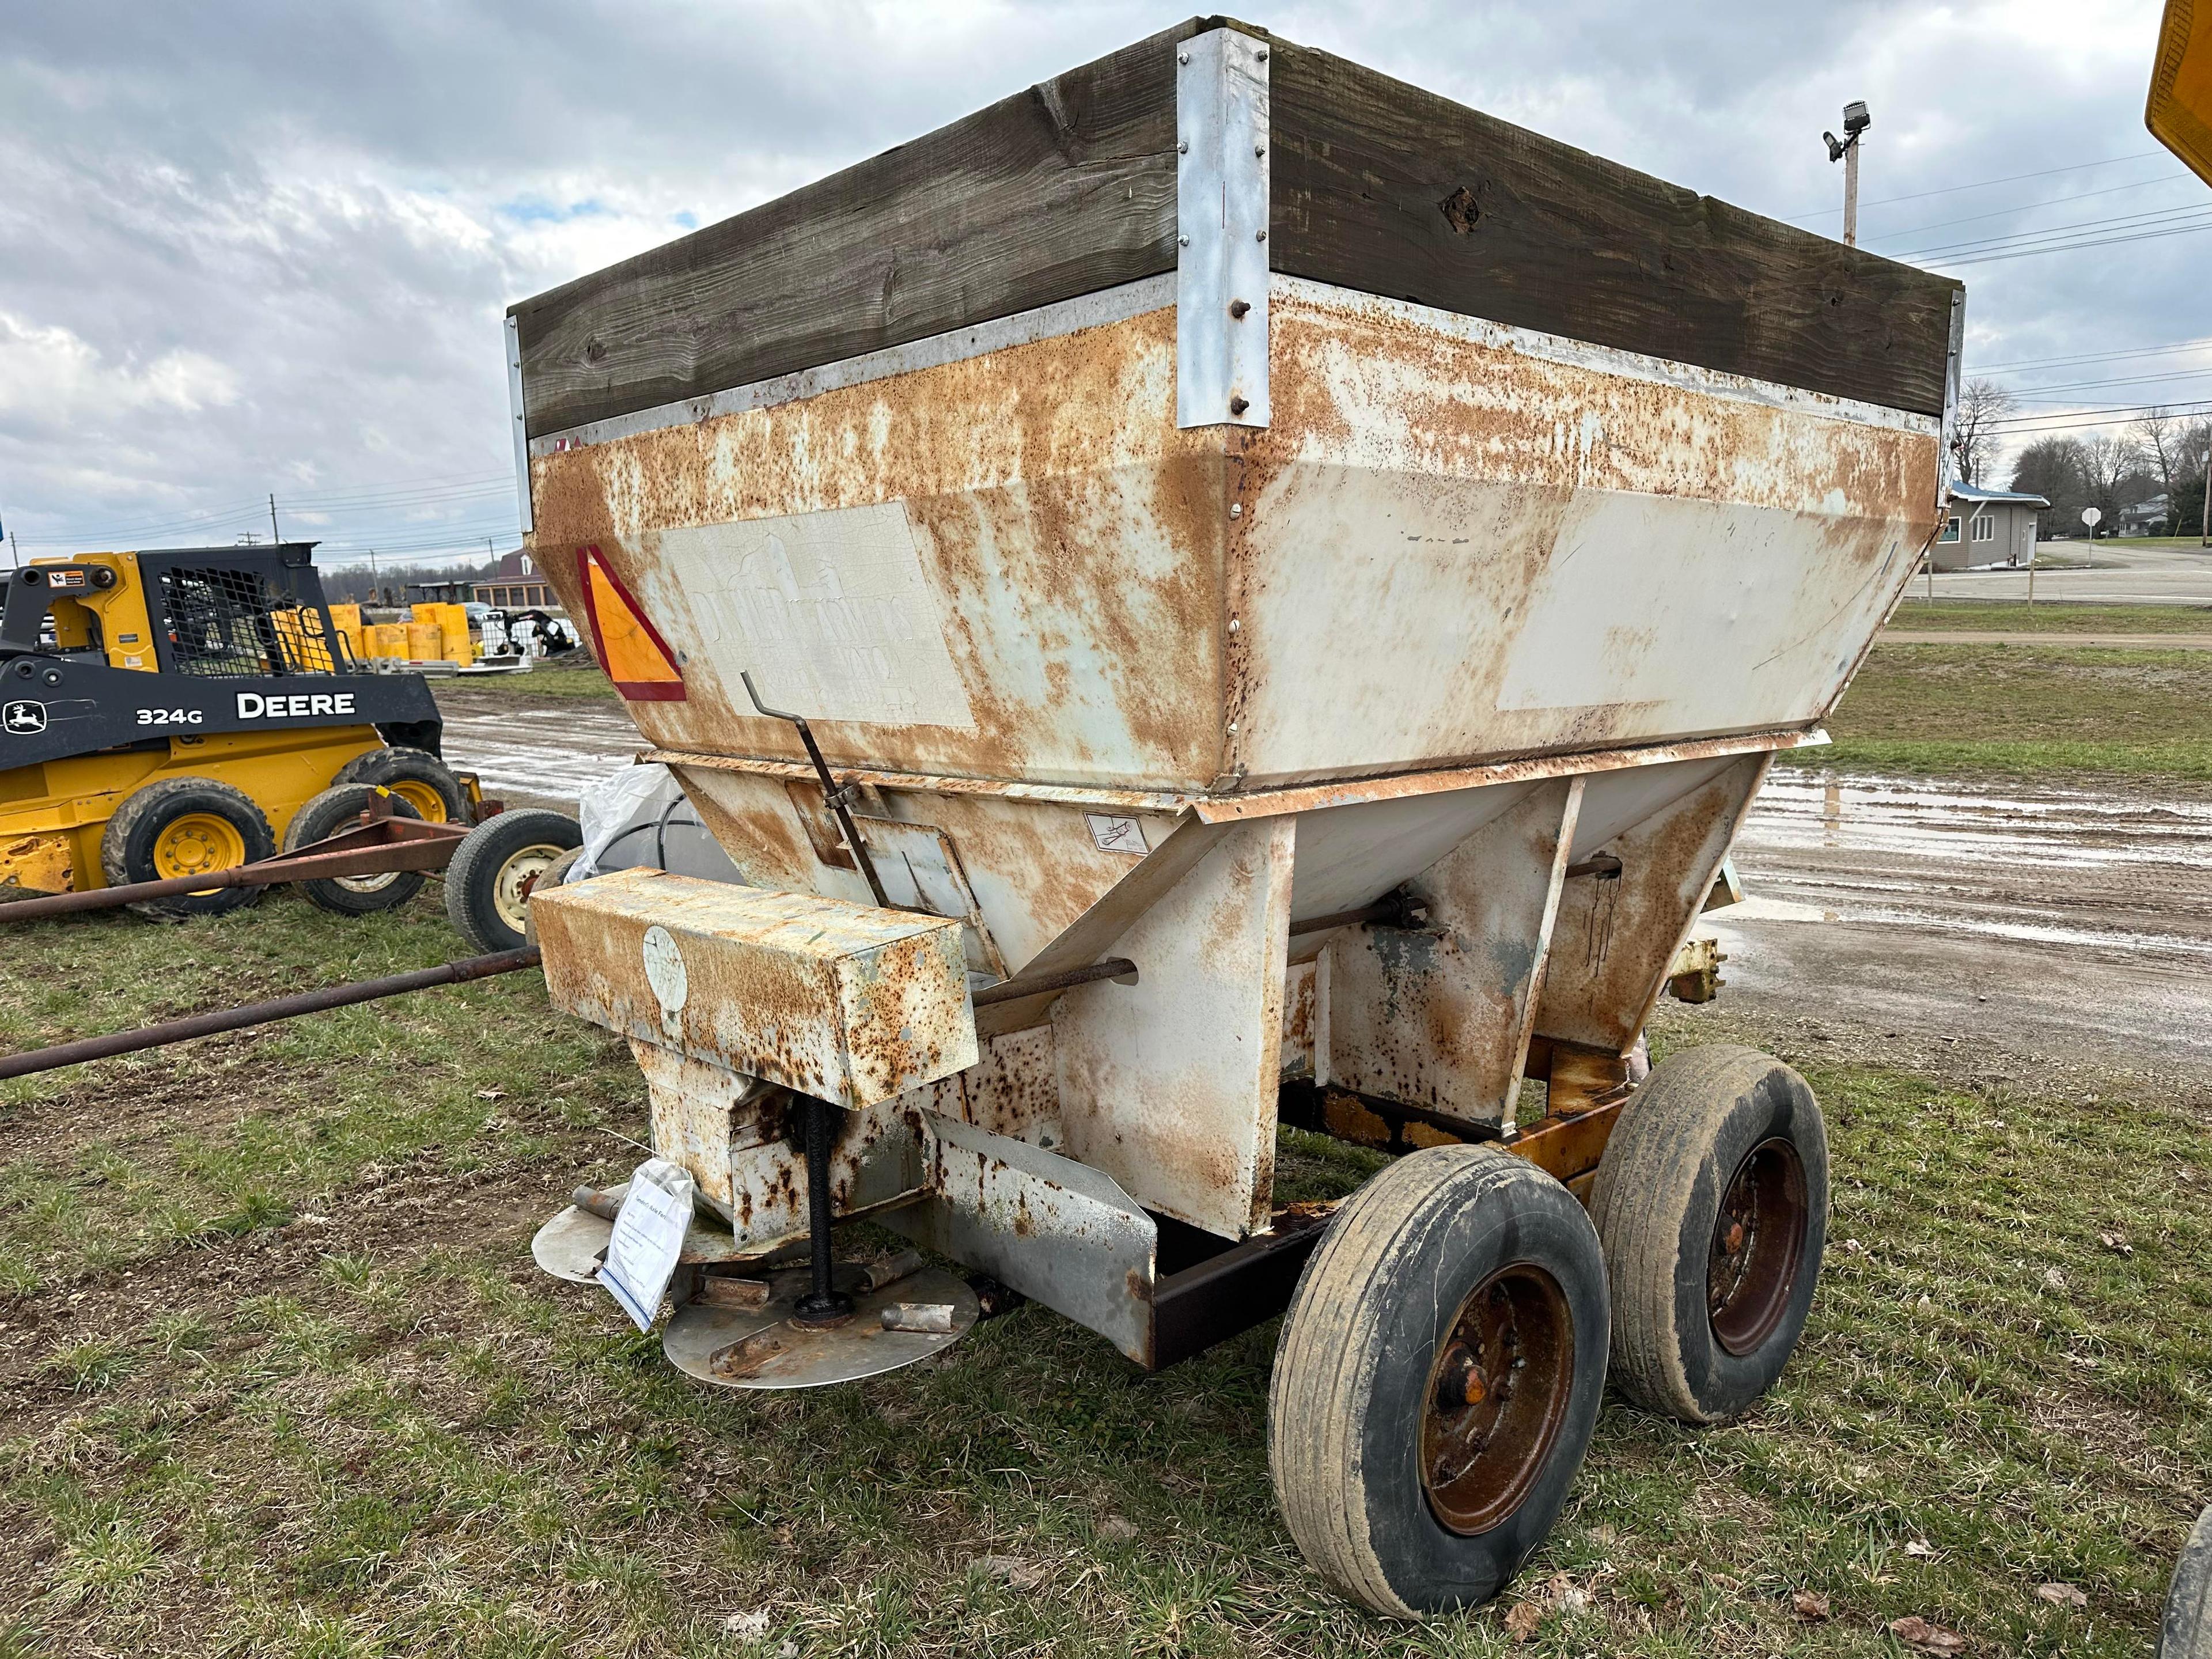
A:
[0, 541, 478, 917]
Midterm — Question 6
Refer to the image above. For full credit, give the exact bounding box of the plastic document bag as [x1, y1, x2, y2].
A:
[597, 1157, 695, 1332]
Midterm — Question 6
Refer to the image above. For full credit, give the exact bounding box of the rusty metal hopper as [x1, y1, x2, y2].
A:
[512, 21, 1954, 1380]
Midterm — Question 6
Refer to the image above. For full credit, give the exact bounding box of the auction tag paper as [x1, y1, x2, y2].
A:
[596, 1157, 695, 1332]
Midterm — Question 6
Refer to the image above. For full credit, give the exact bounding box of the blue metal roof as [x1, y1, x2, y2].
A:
[1948, 482, 2051, 506]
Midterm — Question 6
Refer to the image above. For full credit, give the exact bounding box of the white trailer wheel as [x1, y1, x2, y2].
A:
[1590, 1044, 1829, 1425]
[1267, 1145, 1609, 1618]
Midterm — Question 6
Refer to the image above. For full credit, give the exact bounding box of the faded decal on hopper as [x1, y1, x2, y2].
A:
[654, 503, 974, 730]
[1493, 492, 1900, 719]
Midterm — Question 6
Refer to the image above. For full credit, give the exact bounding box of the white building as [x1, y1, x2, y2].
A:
[1933, 483, 2048, 570]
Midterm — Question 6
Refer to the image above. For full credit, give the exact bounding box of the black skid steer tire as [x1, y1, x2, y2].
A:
[332, 746, 468, 825]
[100, 777, 275, 919]
[280, 784, 426, 916]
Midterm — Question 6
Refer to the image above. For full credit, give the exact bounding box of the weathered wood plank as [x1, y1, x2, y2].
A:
[1266, 41, 1960, 416]
[518, 20, 1959, 434]
[512, 21, 1202, 438]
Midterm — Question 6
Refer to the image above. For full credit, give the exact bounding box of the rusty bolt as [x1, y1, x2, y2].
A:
[1725, 1221, 1747, 1252]
[1229, 298, 1251, 319]
[1255, 144, 1266, 158]
[1256, 48, 1268, 60]
[1229, 395, 1249, 415]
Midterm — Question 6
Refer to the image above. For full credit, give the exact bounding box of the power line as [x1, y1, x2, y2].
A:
[1990, 369, 2212, 398]
[1974, 335, 2212, 373]
[1991, 397, 2212, 435]
[1937, 218, 2212, 267]
[1779, 150, 2168, 221]
[1889, 200, 2212, 260]
[1863, 171, 2194, 244]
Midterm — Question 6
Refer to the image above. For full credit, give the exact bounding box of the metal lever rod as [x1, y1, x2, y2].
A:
[741, 670, 891, 909]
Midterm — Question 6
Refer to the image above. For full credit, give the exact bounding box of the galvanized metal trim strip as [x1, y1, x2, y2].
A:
[527, 274, 1177, 456]
[1191, 729, 1829, 822]
[1940, 288, 1968, 488]
[644, 726, 1827, 820]
[1175, 27, 1270, 428]
[505, 314, 533, 533]
[1272, 275, 1944, 436]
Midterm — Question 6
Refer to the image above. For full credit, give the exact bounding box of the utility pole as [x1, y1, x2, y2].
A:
[2202, 449, 2210, 548]
[1824, 100, 1872, 247]
[7, 531, 18, 570]
[268, 493, 282, 550]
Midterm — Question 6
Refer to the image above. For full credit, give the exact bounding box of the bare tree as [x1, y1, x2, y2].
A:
[2074, 434, 2143, 536]
[2010, 435, 2086, 536]
[2133, 408, 2184, 534]
[1951, 378, 2017, 486]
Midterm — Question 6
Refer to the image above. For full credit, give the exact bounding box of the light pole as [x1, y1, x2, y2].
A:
[2201, 450, 2209, 548]
[1824, 100, 1872, 247]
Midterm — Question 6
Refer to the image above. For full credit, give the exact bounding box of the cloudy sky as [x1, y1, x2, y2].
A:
[2, 0, 2201, 571]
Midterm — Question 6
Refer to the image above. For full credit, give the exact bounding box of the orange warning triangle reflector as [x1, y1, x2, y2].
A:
[576, 546, 685, 701]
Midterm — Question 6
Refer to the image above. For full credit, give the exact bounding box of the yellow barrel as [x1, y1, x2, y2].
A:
[437, 602, 473, 664]
[405, 621, 444, 661]
[329, 603, 366, 664]
[368, 623, 408, 659]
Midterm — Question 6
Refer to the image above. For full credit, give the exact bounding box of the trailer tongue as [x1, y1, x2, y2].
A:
[507, 18, 1957, 1618]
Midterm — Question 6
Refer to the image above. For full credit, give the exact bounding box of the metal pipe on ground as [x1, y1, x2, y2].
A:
[0, 947, 542, 1081]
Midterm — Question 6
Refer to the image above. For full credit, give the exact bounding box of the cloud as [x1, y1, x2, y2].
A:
[0, 0, 2192, 560]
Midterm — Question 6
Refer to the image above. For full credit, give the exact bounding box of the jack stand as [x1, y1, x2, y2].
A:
[791, 1095, 854, 1327]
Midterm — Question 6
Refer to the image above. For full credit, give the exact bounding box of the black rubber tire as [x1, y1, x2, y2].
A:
[1590, 1044, 1829, 1425]
[1268, 1145, 1609, 1618]
[445, 809, 582, 953]
[2165, 1506, 2212, 1658]
[279, 784, 426, 915]
[99, 776, 275, 919]
[332, 746, 468, 825]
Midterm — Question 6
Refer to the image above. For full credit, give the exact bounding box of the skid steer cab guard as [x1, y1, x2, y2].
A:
[0, 543, 466, 914]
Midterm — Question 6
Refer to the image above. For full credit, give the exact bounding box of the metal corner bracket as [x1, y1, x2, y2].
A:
[1938, 286, 1966, 494]
[505, 312, 535, 534]
[1176, 28, 1270, 430]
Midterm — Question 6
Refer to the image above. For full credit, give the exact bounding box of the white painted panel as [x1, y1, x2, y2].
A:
[1494, 492, 1908, 722]
[1287, 779, 1532, 920]
[649, 503, 975, 730]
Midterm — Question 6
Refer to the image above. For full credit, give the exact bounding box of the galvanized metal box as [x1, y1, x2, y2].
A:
[532, 867, 978, 1108]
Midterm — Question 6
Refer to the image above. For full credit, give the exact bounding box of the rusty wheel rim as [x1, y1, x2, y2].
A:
[1419, 1264, 1575, 1536]
[1707, 1136, 1809, 1356]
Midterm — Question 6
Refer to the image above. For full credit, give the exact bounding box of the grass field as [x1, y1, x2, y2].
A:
[1882, 601, 2212, 635]
[460, 661, 618, 700]
[0, 896, 2205, 1656]
[1782, 639, 2212, 786]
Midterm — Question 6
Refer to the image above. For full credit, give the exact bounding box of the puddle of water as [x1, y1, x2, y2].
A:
[1745, 771, 2212, 872]
[440, 709, 641, 802]
[1740, 770, 2212, 964]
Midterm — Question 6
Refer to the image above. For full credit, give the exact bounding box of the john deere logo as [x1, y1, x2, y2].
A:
[2, 700, 46, 734]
